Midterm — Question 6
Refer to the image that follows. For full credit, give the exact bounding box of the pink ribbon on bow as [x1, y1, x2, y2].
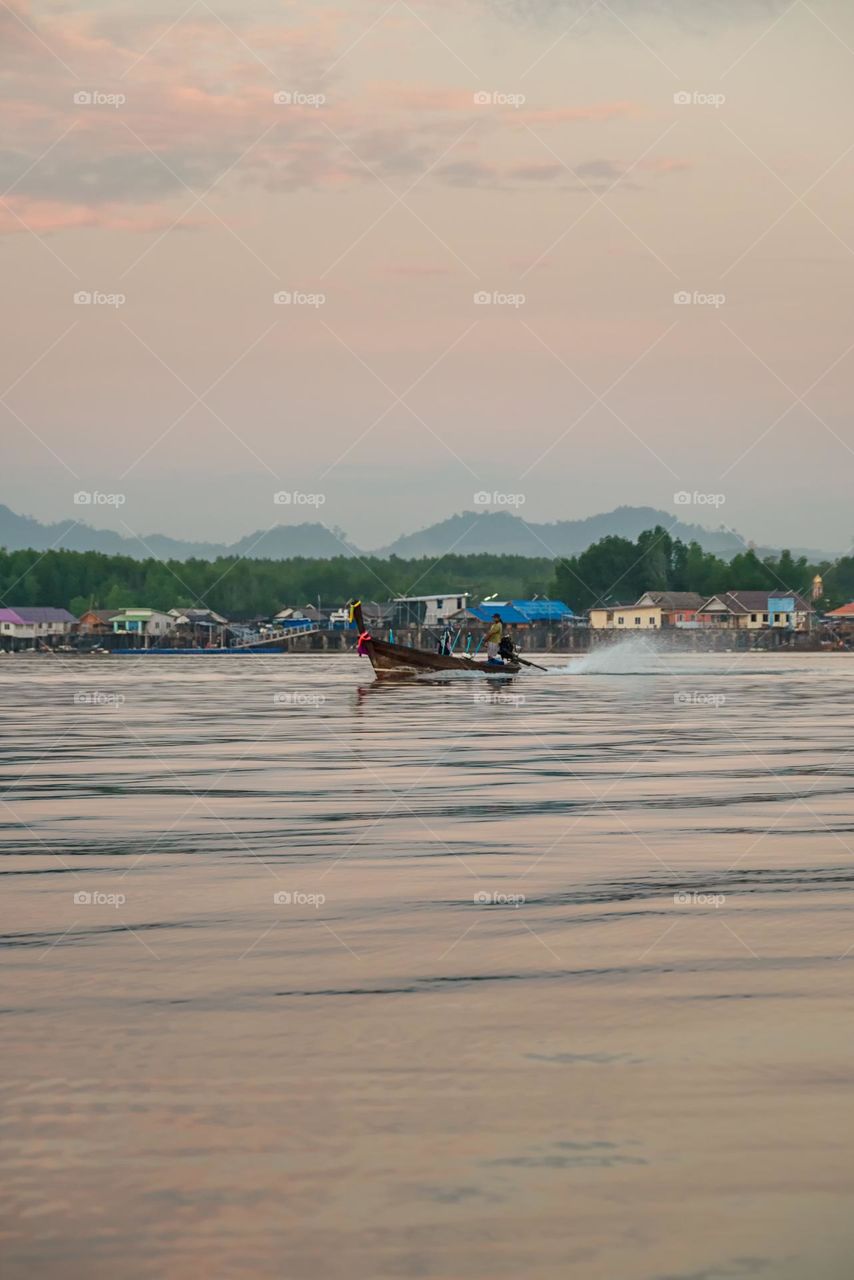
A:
[356, 630, 371, 656]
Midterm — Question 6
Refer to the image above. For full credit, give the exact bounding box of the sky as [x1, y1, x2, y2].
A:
[2, 0, 853, 554]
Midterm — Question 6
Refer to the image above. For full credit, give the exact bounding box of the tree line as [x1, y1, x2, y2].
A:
[553, 526, 853, 611]
[0, 547, 555, 618]
[0, 528, 851, 618]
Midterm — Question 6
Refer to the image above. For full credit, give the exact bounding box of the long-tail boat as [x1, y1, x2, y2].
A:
[349, 601, 521, 679]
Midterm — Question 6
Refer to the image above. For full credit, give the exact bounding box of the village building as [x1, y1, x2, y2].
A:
[77, 608, 120, 636]
[168, 608, 230, 647]
[696, 591, 813, 630]
[273, 605, 327, 624]
[588, 592, 702, 629]
[0, 606, 78, 650]
[169, 607, 228, 626]
[110, 608, 174, 640]
[591, 606, 660, 632]
[824, 601, 854, 645]
[633, 591, 704, 626]
[391, 593, 470, 628]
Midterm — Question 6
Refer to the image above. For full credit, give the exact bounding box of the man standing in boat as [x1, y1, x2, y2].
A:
[485, 613, 503, 661]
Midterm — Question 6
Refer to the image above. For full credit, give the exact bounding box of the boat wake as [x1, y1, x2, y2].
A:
[547, 636, 670, 676]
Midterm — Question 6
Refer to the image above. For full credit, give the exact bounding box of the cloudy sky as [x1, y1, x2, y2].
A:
[2, 0, 853, 552]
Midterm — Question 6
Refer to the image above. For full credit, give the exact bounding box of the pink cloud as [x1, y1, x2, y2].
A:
[0, 197, 204, 235]
[640, 157, 692, 175]
[0, 6, 655, 235]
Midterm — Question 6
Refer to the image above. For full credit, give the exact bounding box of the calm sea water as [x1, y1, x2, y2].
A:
[2, 646, 854, 1280]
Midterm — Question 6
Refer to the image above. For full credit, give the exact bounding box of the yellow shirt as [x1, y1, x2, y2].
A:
[486, 621, 503, 644]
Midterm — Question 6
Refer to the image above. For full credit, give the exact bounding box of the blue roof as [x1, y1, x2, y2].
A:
[470, 599, 573, 624]
[471, 604, 527, 624]
[511, 598, 574, 621]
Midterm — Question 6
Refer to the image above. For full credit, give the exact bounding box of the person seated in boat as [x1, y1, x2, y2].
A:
[437, 627, 452, 656]
[486, 614, 503, 661]
[498, 633, 516, 663]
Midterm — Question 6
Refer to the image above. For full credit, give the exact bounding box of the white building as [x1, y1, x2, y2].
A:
[0, 606, 77, 649]
[110, 608, 174, 637]
[391, 593, 470, 627]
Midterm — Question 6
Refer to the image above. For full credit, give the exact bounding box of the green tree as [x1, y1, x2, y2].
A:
[105, 582, 136, 610]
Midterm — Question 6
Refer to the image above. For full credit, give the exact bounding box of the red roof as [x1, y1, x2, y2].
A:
[827, 601, 854, 617]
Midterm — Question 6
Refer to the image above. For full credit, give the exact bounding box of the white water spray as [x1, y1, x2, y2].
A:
[548, 634, 670, 675]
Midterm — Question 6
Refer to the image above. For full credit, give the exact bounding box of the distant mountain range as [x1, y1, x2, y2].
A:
[0, 502, 838, 563]
[0, 505, 354, 561]
[376, 507, 746, 558]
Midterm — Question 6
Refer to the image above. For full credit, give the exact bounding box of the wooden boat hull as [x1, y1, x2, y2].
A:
[350, 603, 520, 679]
[367, 636, 520, 678]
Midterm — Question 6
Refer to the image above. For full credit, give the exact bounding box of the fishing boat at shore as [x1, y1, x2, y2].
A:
[349, 600, 533, 679]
